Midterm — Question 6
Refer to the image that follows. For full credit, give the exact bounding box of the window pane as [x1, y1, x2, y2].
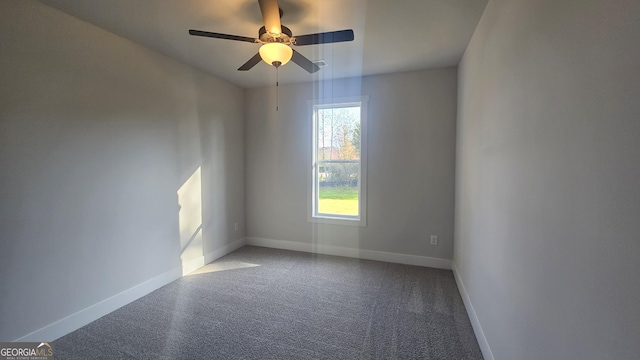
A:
[317, 162, 359, 216]
[316, 107, 361, 161]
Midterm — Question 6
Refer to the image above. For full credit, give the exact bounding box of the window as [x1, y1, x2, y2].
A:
[309, 96, 368, 226]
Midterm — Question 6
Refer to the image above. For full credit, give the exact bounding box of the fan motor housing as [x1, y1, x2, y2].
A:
[259, 25, 293, 44]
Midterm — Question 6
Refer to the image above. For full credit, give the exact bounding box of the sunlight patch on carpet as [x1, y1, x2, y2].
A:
[185, 260, 261, 276]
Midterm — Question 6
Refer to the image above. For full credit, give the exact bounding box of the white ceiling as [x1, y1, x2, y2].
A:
[39, 0, 487, 88]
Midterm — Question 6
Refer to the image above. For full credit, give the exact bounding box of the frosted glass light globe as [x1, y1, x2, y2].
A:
[259, 43, 293, 67]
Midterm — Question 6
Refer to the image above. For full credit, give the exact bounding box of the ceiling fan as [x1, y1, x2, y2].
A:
[188, 0, 354, 73]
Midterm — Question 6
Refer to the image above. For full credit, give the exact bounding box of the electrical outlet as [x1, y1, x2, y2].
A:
[430, 235, 438, 246]
[234, 223, 239, 231]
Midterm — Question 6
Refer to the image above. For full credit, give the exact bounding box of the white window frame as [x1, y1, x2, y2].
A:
[307, 96, 368, 227]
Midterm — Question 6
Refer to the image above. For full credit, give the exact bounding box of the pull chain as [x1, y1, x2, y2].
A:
[272, 61, 282, 112]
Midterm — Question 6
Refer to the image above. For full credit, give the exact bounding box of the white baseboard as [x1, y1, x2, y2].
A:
[204, 237, 246, 264]
[15, 267, 182, 342]
[452, 262, 494, 360]
[14, 237, 445, 342]
[14, 238, 249, 342]
[245, 237, 452, 270]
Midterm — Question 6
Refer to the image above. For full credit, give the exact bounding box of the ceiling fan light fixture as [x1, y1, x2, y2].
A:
[259, 43, 293, 67]
[189, 0, 354, 73]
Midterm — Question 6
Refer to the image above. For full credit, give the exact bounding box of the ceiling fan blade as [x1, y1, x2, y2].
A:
[258, 0, 282, 35]
[293, 29, 354, 46]
[189, 29, 257, 43]
[238, 53, 263, 71]
[291, 50, 320, 73]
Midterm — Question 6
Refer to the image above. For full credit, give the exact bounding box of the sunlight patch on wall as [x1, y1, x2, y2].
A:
[178, 166, 204, 275]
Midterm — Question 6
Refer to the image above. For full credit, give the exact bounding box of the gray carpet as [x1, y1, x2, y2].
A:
[53, 246, 483, 359]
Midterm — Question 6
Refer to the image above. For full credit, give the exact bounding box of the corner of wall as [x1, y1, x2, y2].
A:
[451, 262, 494, 360]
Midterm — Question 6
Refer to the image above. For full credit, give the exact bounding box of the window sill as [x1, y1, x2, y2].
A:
[308, 215, 367, 227]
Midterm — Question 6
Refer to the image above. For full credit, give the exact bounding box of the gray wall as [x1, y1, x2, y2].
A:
[0, 0, 244, 341]
[454, 0, 640, 359]
[246, 68, 457, 259]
